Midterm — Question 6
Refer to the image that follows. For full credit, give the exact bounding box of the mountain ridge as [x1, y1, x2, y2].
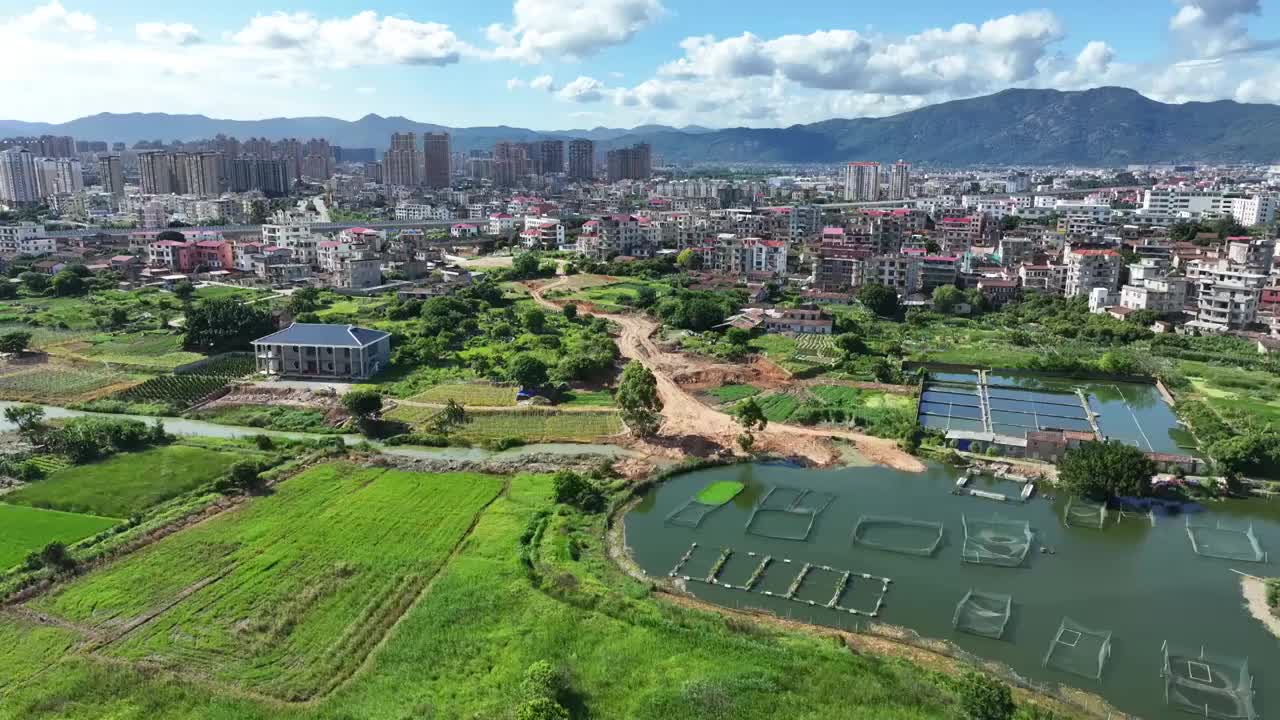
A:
[4, 87, 1280, 165]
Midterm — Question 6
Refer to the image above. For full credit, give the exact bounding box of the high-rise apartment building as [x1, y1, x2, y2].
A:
[0, 148, 40, 205]
[383, 132, 420, 187]
[843, 162, 880, 201]
[538, 140, 564, 175]
[493, 142, 529, 187]
[567, 139, 594, 181]
[99, 155, 125, 197]
[37, 158, 83, 197]
[229, 157, 291, 195]
[138, 151, 176, 195]
[178, 152, 221, 197]
[422, 133, 451, 189]
[889, 161, 910, 200]
[302, 138, 333, 180]
[606, 143, 651, 182]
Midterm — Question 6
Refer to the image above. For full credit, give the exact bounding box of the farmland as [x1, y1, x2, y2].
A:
[0, 362, 140, 404]
[386, 406, 624, 442]
[189, 404, 340, 433]
[0, 470, 976, 720]
[4, 445, 240, 518]
[48, 331, 204, 371]
[706, 383, 761, 404]
[107, 374, 230, 413]
[0, 504, 120, 571]
[28, 463, 505, 701]
[407, 382, 517, 407]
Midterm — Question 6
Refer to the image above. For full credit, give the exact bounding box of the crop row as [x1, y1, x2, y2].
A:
[115, 374, 229, 408]
[180, 354, 257, 378]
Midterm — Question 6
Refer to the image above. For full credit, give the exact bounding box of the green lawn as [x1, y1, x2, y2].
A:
[29, 463, 505, 701]
[706, 383, 761, 404]
[4, 446, 240, 518]
[695, 480, 745, 506]
[0, 504, 120, 571]
[407, 383, 518, 407]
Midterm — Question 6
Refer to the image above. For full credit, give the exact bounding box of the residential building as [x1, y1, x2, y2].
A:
[422, 133, 451, 189]
[1064, 248, 1122, 297]
[1018, 263, 1067, 295]
[383, 132, 420, 187]
[919, 255, 959, 292]
[254, 323, 391, 380]
[938, 215, 987, 250]
[976, 278, 1019, 306]
[488, 213, 516, 236]
[0, 148, 39, 205]
[450, 223, 479, 238]
[763, 305, 833, 334]
[261, 223, 317, 264]
[0, 223, 53, 255]
[336, 256, 382, 289]
[606, 143, 652, 182]
[567, 139, 594, 181]
[536, 140, 564, 175]
[850, 254, 921, 295]
[998, 236, 1034, 267]
[843, 161, 880, 201]
[1229, 195, 1278, 227]
[1196, 282, 1261, 331]
[1226, 237, 1275, 274]
[1120, 274, 1187, 314]
[888, 161, 910, 200]
[577, 215, 655, 259]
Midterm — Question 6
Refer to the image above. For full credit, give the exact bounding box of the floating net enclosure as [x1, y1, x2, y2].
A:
[852, 516, 945, 557]
[1063, 497, 1109, 529]
[1185, 519, 1268, 563]
[961, 515, 1034, 567]
[1162, 642, 1257, 719]
[664, 498, 725, 528]
[1042, 617, 1112, 680]
[952, 589, 1013, 639]
[745, 487, 837, 541]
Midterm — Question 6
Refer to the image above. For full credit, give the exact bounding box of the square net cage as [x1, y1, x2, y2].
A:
[745, 487, 837, 541]
[1063, 497, 1109, 529]
[961, 515, 1034, 567]
[1185, 519, 1268, 563]
[1042, 617, 1112, 681]
[851, 515, 945, 557]
[664, 498, 725, 528]
[952, 589, 1013, 639]
[1162, 642, 1257, 720]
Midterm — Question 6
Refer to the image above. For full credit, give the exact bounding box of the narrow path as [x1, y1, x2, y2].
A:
[529, 278, 923, 472]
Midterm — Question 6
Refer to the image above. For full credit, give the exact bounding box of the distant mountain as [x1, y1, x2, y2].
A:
[5, 87, 1280, 164]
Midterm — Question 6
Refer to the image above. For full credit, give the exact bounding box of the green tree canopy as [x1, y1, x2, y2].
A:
[342, 389, 383, 420]
[509, 354, 549, 389]
[956, 671, 1016, 720]
[734, 397, 768, 431]
[858, 283, 900, 318]
[616, 360, 662, 437]
[0, 330, 32, 354]
[181, 297, 275, 353]
[931, 285, 964, 313]
[51, 270, 86, 296]
[1058, 440, 1156, 500]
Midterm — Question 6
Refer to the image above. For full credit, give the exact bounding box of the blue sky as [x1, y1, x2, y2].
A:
[5, 0, 1280, 128]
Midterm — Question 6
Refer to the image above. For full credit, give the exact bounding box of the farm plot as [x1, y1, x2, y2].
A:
[794, 334, 840, 365]
[0, 503, 120, 571]
[75, 333, 204, 370]
[407, 383, 517, 407]
[0, 363, 140, 404]
[387, 406, 624, 442]
[113, 374, 230, 411]
[706, 383, 761, 404]
[756, 393, 801, 423]
[29, 463, 505, 701]
[181, 354, 256, 378]
[4, 445, 239, 518]
[0, 617, 81, 694]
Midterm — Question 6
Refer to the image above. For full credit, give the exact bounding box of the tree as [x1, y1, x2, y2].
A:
[676, 248, 701, 270]
[551, 469, 604, 512]
[509, 354, 549, 389]
[932, 285, 964, 314]
[4, 404, 45, 440]
[0, 282, 16, 299]
[342, 389, 384, 422]
[735, 397, 768, 431]
[634, 285, 658, 308]
[227, 460, 263, 492]
[155, 229, 186, 242]
[999, 215, 1021, 231]
[616, 360, 662, 437]
[512, 253, 541, 278]
[1058, 440, 1156, 500]
[0, 330, 32, 354]
[289, 286, 322, 314]
[956, 671, 1016, 720]
[172, 280, 196, 305]
[562, 303, 578, 321]
[516, 697, 569, 720]
[858, 283, 900, 317]
[182, 297, 274, 353]
[51, 270, 86, 296]
[441, 399, 467, 428]
[19, 271, 49, 293]
[522, 306, 547, 333]
[29, 541, 76, 572]
[724, 327, 751, 350]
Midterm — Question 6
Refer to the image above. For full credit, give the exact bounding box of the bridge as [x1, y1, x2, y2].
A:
[42, 219, 460, 240]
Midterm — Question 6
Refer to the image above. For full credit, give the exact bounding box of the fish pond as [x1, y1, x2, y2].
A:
[624, 461, 1280, 719]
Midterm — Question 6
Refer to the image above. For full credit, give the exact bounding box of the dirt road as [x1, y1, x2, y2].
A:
[530, 278, 924, 472]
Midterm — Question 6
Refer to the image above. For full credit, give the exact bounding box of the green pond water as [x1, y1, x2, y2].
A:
[624, 462, 1280, 719]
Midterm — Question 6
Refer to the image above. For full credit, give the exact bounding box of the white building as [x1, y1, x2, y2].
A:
[1229, 195, 1278, 227]
[850, 254, 921, 295]
[1120, 276, 1187, 314]
[843, 162, 880, 201]
[488, 213, 516, 235]
[395, 203, 453, 221]
[1064, 248, 1122, 297]
[0, 223, 54, 255]
[261, 223, 317, 264]
[0, 149, 39, 206]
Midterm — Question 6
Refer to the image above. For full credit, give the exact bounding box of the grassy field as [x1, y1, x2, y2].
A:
[387, 406, 624, 442]
[29, 463, 505, 701]
[407, 383, 517, 407]
[194, 286, 270, 302]
[189, 404, 341, 434]
[0, 362, 140, 404]
[4, 445, 240, 518]
[0, 504, 120, 571]
[558, 388, 616, 407]
[706, 383, 761, 404]
[49, 331, 204, 371]
[559, 279, 669, 312]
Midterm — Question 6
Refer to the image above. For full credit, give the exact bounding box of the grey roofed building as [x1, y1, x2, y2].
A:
[253, 323, 391, 380]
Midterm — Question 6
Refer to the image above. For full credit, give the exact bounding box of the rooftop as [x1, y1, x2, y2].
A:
[255, 323, 390, 348]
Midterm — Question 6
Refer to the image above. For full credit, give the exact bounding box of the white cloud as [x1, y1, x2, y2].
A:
[233, 11, 468, 67]
[1169, 0, 1262, 57]
[530, 74, 555, 91]
[2, 1, 95, 35]
[487, 0, 666, 62]
[135, 22, 200, 46]
[558, 75, 606, 102]
[506, 77, 525, 90]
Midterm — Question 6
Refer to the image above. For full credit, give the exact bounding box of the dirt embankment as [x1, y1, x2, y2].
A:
[201, 386, 349, 424]
[1240, 576, 1280, 639]
[528, 279, 924, 473]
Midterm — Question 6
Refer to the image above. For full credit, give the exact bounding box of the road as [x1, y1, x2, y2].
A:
[529, 277, 924, 471]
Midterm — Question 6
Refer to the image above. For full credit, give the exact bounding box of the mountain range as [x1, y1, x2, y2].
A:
[4, 87, 1280, 165]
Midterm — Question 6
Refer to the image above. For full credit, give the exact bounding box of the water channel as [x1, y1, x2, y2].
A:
[624, 461, 1280, 719]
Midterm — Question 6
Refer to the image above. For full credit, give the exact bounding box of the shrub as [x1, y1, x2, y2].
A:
[254, 434, 274, 450]
[552, 470, 605, 513]
[956, 671, 1015, 720]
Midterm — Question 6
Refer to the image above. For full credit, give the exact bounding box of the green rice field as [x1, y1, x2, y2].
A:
[407, 383, 517, 407]
[706, 383, 761, 404]
[29, 463, 506, 701]
[4, 445, 240, 518]
[0, 504, 121, 571]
